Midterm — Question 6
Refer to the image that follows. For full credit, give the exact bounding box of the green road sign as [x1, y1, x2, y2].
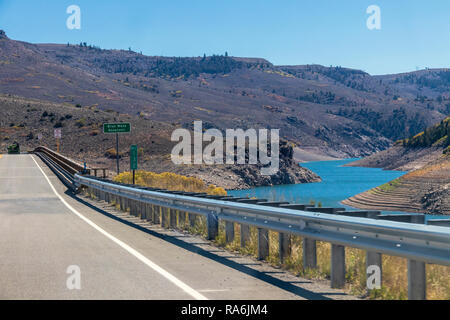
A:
[130, 145, 138, 170]
[103, 123, 131, 134]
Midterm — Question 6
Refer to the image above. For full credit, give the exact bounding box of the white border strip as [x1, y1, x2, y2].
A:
[31, 155, 207, 300]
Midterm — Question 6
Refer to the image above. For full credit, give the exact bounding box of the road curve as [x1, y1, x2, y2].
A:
[0, 154, 353, 300]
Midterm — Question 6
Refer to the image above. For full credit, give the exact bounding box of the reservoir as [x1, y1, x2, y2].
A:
[229, 159, 449, 220]
[229, 159, 408, 212]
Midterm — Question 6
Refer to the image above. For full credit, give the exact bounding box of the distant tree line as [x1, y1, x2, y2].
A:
[398, 70, 450, 90]
[330, 107, 428, 141]
[92, 54, 260, 79]
[401, 117, 450, 148]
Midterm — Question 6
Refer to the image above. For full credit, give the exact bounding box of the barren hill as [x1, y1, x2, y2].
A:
[1, 31, 448, 158]
[0, 94, 319, 189]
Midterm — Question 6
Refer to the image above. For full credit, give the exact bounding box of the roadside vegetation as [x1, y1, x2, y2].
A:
[113, 170, 227, 195]
[212, 225, 450, 300]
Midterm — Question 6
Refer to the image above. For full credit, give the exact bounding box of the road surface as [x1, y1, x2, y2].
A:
[0, 154, 353, 300]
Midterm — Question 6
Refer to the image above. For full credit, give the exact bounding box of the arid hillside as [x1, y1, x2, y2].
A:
[0, 94, 319, 189]
[0, 31, 448, 158]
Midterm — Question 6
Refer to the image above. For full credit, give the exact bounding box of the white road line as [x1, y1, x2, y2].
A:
[31, 155, 208, 300]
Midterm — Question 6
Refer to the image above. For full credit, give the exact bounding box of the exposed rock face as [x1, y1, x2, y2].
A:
[0, 30, 7, 39]
[153, 139, 322, 190]
[346, 145, 444, 171]
[229, 140, 321, 188]
[230, 165, 320, 188]
[418, 183, 450, 215]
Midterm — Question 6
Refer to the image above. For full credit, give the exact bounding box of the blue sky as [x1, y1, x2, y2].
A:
[0, 0, 448, 75]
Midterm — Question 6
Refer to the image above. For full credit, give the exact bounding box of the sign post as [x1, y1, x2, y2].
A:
[103, 123, 131, 175]
[130, 144, 138, 185]
[54, 129, 62, 152]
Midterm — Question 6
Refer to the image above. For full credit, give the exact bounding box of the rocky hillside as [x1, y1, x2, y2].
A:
[0, 31, 448, 158]
[348, 117, 449, 170]
[344, 119, 450, 215]
[0, 94, 319, 189]
[343, 157, 449, 215]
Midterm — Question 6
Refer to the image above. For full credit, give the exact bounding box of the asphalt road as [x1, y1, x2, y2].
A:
[0, 154, 353, 300]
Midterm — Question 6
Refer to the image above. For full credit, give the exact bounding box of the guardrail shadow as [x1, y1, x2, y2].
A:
[67, 190, 346, 300]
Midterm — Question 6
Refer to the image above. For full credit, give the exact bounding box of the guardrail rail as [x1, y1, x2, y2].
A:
[75, 174, 450, 300]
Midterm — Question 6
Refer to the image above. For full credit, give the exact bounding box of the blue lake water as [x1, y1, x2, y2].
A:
[229, 159, 447, 219]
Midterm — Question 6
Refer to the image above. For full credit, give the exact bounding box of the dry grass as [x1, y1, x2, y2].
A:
[404, 161, 450, 178]
[113, 170, 227, 195]
[212, 224, 450, 300]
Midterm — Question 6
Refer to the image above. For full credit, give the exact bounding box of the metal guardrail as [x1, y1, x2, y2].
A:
[74, 174, 450, 300]
[33, 146, 109, 184]
[34, 146, 86, 175]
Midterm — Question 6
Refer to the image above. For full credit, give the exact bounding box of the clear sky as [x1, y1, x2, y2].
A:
[0, 0, 448, 75]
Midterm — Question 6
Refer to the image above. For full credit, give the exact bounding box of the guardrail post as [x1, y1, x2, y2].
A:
[169, 209, 177, 228]
[225, 221, 235, 243]
[129, 199, 134, 216]
[240, 224, 250, 247]
[128, 199, 132, 214]
[206, 213, 219, 240]
[331, 244, 346, 288]
[140, 201, 146, 220]
[118, 196, 122, 208]
[408, 260, 426, 300]
[179, 211, 187, 228]
[188, 213, 196, 227]
[257, 228, 269, 260]
[161, 207, 168, 228]
[279, 233, 291, 264]
[152, 205, 160, 224]
[130, 200, 137, 216]
[366, 251, 382, 291]
[121, 197, 125, 211]
[303, 238, 317, 269]
[136, 200, 141, 217]
[144, 203, 152, 222]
